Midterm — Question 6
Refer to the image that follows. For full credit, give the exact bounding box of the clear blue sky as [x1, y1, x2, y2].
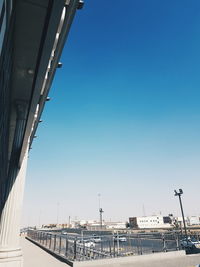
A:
[22, 0, 200, 226]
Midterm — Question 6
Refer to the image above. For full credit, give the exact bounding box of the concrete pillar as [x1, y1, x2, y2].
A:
[0, 147, 28, 267]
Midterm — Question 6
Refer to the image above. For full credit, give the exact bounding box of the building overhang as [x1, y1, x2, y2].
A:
[7, 0, 81, 169]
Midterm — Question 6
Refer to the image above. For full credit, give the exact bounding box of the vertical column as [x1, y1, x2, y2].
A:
[0, 147, 28, 267]
[0, 101, 29, 267]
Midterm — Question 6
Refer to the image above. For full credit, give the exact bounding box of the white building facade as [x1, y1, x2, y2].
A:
[131, 216, 172, 229]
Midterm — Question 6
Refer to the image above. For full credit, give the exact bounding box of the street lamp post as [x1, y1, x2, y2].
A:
[98, 194, 104, 229]
[174, 189, 188, 245]
[99, 208, 104, 229]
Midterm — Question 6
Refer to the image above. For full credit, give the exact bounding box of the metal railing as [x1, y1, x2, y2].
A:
[27, 230, 181, 262]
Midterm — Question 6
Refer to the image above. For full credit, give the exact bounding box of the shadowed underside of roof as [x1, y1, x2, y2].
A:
[0, 0, 82, 209]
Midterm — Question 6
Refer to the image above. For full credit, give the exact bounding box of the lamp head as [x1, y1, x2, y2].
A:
[179, 189, 183, 194]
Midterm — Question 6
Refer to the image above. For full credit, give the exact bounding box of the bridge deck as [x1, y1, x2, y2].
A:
[21, 236, 200, 267]
[21, 237, 67, 267]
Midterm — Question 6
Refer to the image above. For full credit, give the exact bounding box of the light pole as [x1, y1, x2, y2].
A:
[99, 208, 104, 229]
[98, 194, 104, 229]
[174, 189, 188, 245]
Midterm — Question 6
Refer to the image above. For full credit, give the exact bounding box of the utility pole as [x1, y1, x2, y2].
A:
[99, 208, 104, 229]
[174, 189, 188, 245]
[98, 194, 104, 229]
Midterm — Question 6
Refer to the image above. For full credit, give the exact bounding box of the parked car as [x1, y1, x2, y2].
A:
[92, 235, 101, 243]
[113, 235, 127, 242]
[77, 240, 95, 248]
[180, 237, 200, 249]
[61, 231, 68, 235]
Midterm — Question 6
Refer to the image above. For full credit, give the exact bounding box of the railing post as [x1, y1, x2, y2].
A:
[113, 238, 116, 257]
[53, 235, 56, 251]
[137, 235, 140, 255]
[83, 241, 85, 260]
[65, 237, 68, 257]
[49, 234, 52, 249]
[101, 237, 103, 253]
[109, 240, 111, 256]
[116, 232, 119, 256]
[128, 233, 131, 254]
[138, 237, 142, 255]
[140, 238, 143, 255]
[46, 233, 48, 247]
[59, 236, 62, 254]
[176, 234, 179, 250]
[162, 234, 166, 252]
[73, 238, 77, 260]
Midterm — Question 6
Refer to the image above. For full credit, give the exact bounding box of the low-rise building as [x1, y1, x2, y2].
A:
[129, 215, 172, 229]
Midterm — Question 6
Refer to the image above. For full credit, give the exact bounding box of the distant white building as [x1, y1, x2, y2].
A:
[129, 215, 172, 229]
